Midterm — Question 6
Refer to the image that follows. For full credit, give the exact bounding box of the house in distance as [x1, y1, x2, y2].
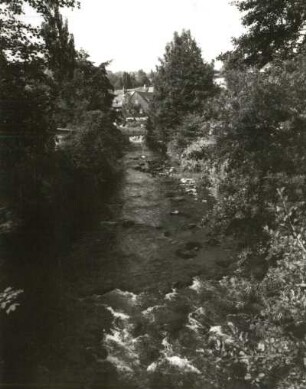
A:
[113, 86, 154, 119]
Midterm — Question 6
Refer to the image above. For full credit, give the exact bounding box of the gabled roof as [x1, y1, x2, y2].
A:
[134, 90, 153, 103]
[112, 87, 154, 109]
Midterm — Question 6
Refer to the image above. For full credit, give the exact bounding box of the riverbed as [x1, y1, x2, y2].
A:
[1, 140, 235, 389]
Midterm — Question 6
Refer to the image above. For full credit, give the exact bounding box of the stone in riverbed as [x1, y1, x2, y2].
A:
[170, 210, 180, 215]
[120, 219, 137, 228]
[205, 237, 220, 246]
[184, 223, 198, 230]
[185, 241, 202, 250]
[175, 241, 203, 259]
[171, 196, 185, 202]
[175, 248, 196, 259]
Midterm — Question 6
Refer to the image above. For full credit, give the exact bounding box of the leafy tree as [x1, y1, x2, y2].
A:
[121, 71, 134, 89]
[0, 0, 79, 215]
[203, 54, 306, 240]
[0, 0, 79, 133]
[148, 30, 217, 147]
[41, 4, 76, 83]
[56, 51, 116, 126]
[0, 0, 79, 61]
[107, 71, 124, 89]
[107, 70, 152, 90]
[136, 69, 150, 87]
[228, 0, 306, 67]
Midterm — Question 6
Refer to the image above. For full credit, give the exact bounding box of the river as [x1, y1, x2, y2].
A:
[0, 139, 235, 389]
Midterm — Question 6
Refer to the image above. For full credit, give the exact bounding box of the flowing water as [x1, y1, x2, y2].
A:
[0, 139, 235, 389]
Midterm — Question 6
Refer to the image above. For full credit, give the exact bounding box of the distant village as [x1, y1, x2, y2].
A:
[112, 69, 224, 121]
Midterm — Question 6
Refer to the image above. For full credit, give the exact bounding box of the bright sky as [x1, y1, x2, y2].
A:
[26, 0, 244, 72]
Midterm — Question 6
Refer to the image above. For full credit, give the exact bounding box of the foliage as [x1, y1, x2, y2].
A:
[211, 192, 306, 388]
[64, 111, 124, 183]
[147, 30, 217, 149]
[0, 287, 23, 314]
[108, 69, 152, 90]
[0, 0, 75, 219]
[54, 51, 116, 127]
[0, 0, 122, 230]
[225, 0, 306, 67]
[0, 0, 78, 61]
[41, 4, 76, 83]
[202, 53, 306, 240]
[172, 114, 207, 150]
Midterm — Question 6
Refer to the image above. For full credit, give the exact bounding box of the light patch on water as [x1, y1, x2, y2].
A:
[180, 178, 195, 184]
[209, 325, 224, 336]
[189, 277, 203, 293]
[180, 177, 198, 199]
[145, 336, 202, 375]
[147, 361, 158, 372]
[161, 336, 173, 353]
[166, 356, 201, 374]
[196, 348, 205, 354]
[105, 305, 130, 320]
[111, 289, 139, 304]
[106, 355, 134, 373]
[142, 304, 164, 321]
[103, 283, 210, 381]
[105, 327, 133, 349]
[104, 320, 141, 376]
[165, 288, 177, 301]
[129, 136, 144, 143]
[186, 312, 203, 332]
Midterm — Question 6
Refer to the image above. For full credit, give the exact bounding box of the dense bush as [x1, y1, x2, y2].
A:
[64, 111, 124, 183]
[198, 54, 305, 242]
[147, 30, 217, 149]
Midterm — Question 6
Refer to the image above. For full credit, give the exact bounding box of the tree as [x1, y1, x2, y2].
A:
[136, 69, 150, 87]
[228, 0, 306, 67]
[0, 0, 79, 62]
[0, 0, 79, 215]
[41, 5, 76, 82]
[0, 0, 79, 133]
[108, 71, 124, 90]
[58, 51, 115, 125]
[121, 71, 135, 89]
[148, 30, 217, 147]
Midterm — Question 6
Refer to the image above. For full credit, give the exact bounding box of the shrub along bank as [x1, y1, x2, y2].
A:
[146, 24, 306, 388]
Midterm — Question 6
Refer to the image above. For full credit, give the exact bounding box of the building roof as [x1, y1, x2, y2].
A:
[112, 87, 154, 109]
[135, 90, 154, 103]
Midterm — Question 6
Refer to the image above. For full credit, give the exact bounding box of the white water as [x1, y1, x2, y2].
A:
[103, 286, 205, 383]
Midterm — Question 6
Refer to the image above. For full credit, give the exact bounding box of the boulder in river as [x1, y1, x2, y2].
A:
[205, 237, 220, 246]
[175, 241, 203, 259]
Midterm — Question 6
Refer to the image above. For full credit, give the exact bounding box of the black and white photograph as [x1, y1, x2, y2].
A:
[0, 0, 306, 388]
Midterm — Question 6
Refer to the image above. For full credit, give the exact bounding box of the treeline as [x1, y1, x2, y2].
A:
[146, 1, 306, 387]
[108, 69, 154, 90]
[0, 1, 124, 246]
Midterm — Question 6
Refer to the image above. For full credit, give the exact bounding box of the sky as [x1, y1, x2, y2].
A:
[26, 0, 244, 72]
